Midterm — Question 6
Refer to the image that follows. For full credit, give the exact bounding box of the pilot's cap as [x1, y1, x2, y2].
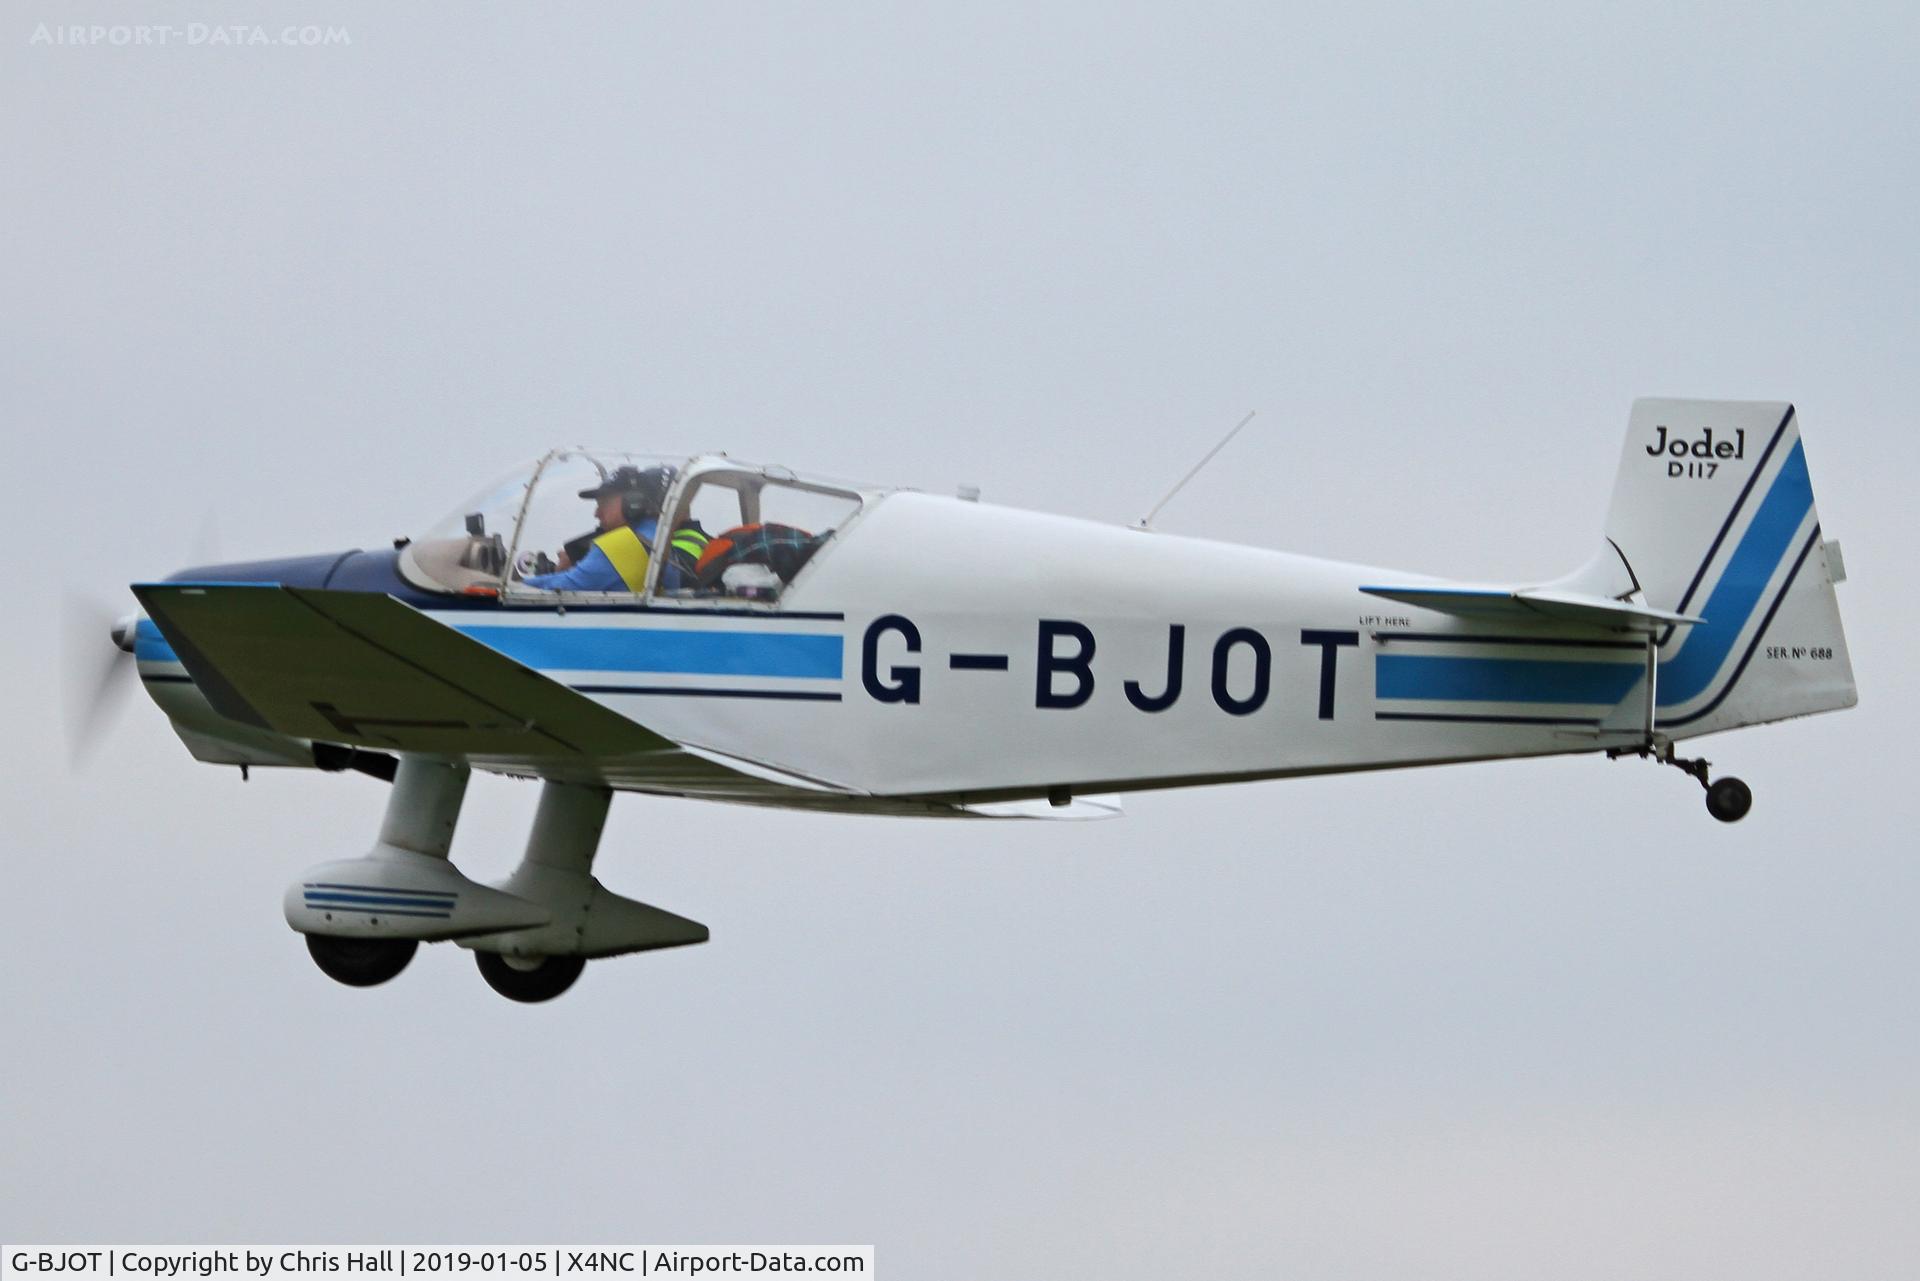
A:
[579, 464, 675, 506]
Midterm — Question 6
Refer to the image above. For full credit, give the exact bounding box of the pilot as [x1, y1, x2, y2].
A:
[521, 465, 709, 593]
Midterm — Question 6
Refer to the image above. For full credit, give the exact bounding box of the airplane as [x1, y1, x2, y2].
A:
[93, 398, 1857, 1002]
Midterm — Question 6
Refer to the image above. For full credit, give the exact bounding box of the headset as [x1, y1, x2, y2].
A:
[621, 466, 672, 523]
[589, 464, 675, 524]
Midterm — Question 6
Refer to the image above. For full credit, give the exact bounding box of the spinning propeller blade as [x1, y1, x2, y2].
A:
[62, 594, 137, 768]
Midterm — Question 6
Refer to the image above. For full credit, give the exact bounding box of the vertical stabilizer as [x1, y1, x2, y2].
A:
[1601, 399, 1856, 739]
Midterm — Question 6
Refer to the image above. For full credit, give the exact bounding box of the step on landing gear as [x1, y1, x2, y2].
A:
[1611, 736, 1752, 823]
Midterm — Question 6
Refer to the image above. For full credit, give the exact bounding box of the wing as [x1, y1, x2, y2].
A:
[132, 583, 808, 800]
[134, 583, 676, 756]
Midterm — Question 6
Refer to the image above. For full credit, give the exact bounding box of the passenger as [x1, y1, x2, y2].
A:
[692, 523, 826, 592]
[521, 465, 706, 593]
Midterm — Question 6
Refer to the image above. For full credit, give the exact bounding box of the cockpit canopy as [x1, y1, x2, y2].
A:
[401, 450, 874, 605]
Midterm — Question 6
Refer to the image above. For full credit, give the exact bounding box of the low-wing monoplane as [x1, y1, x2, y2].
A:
[101, 399, 1857, 1001]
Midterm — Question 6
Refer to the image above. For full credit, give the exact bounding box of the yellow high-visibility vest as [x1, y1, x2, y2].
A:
[670, 527, 711, 563]
[590, 525, 653, 593]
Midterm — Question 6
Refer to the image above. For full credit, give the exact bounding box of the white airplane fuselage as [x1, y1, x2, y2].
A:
[392, 488, 1769, 804]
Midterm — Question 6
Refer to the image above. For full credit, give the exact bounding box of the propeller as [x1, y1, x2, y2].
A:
[62, 594, 140, 767]
[63, 505, 221, 766]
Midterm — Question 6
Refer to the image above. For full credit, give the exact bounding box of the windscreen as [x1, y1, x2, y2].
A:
[400, 460, 543, 593]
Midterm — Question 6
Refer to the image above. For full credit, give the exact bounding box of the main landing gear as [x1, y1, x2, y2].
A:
[306, 935, 418, 987]
[1610, 736, 1753, 823]
[475, 951, 587, 1003]
[285, 757, 709, 1002]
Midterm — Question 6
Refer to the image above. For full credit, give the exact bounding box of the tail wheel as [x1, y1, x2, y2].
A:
[306, 935, 417, 987]
[1705, 776, 1753, 823]
[475, 950, 586, 1003]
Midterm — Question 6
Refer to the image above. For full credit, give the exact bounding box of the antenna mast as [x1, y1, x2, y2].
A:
[1137, 409, 1257, 529]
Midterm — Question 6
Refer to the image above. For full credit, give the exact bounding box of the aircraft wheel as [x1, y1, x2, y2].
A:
[1705, 776, 1753, 824]
[475, 950, 586, 1003]
[306, 934, 417, 987]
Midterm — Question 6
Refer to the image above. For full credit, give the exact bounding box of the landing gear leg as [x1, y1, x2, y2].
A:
[1609, 735, 1752, 824]
[298, 757, 472, 988]
[467, 781, 610, 1003]
[461, 782, 709, 1002]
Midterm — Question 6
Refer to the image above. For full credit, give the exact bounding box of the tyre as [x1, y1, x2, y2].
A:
[475, 950, 586, 1003]
[1705, 776, 1753, 824]
[306, 934, 418, 987]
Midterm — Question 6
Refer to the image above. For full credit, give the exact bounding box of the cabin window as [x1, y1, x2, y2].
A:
[659, 468, 861, 604]
[401, 452, 867, 604]
[487, 450, 684, 602]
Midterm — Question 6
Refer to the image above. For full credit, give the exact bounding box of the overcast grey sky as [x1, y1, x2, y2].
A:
[3, 3, 1916, 1277]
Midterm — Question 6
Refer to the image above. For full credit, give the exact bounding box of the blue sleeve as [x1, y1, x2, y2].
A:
[524, 546, 621, 591]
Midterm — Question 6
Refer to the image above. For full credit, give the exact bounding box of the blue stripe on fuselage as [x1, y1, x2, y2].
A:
[1376, 655, 1643, 705]
[133, 611, 839, 681]
[453, 625, 844, 680]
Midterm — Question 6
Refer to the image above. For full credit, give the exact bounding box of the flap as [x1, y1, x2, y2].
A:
[959, 795, 1124, 820]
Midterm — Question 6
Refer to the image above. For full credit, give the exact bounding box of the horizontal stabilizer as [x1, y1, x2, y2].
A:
[1358, 584, 1703, 630]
